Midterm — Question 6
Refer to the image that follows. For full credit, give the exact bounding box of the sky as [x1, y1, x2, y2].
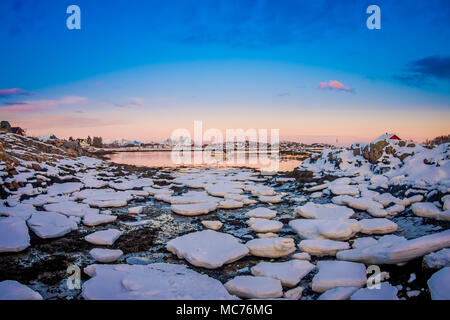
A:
[0, 0, 449, 145]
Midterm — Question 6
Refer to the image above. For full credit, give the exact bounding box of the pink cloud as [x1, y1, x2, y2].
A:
[0, 96, 86, 114]
[0, 88, 33, 97]
[18, 114, 122, 130]
[318, 80, 353, 92]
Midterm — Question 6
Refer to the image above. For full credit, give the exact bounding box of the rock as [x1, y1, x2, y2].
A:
[128, 206, 144, 214]
[85, 229, 123, 245]
[27, 212, 78, 239]
[246, 237, 295, 258]
[0, 280, 43, 300]
[351, 282, 399, 300]
[423, 248, 450, 269]
[246, 207, 277, 219]
[251, 260, 315, 287]
[82, 263, 233, 300]
[224, 276, 283, 299]
[358, 218, 398, 235]
[337, 230, 450, 265]
[294, 202, 354, 220]
[248, 218, 283, 233]
[166, 230, 248, 269]
[0, 217, 30, 252]
[171, 202, 217, 216]
[89, 248, 123, 263]
[311, 261, 367, 293]
[427, 267, 450, 300]
[318, 286, 359, 300]
[201, 220, 223, 230]
[291, 252, 311, 260]
[283, 287, 303, 300]
[83, 213, 117, 226]
[298, 239, 350, 257]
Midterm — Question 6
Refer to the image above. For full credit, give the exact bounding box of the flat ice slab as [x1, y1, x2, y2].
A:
[166, 230, 248, 269]
[0, 217, 30, 252]
[251, 260, 315, 287]
[89, 248, 123, 263]
[85, 229, 123, 245]
[312, 260, 367, 293]
[246, 207, 277, 219]
[201, 220, 223, 230]
[423, 248, 450, 269]
[27, 212, 77, 239]
[318, 286, 359, 300]
[171, 202, 217, 216]
[299, 239, 350, 257]
[246, 237, 295, 258]
[427, 267, 450, 300]
[358, 218, 398, 235]
[350, 282, 399, 300]
[294, 202, 354, 220]
[0, 280, 43, 300]
[83, 213, 117, 226]
[224, 276, 283, 299]
[44, 201, 99, 217]
[248, 218, 283, 233]
[82, 263, 233, 300]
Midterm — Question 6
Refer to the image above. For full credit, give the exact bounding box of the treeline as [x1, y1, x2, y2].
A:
[424, 134, 450, 145]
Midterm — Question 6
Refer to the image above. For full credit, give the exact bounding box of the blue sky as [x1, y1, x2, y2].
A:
[0, 0, 449, 144]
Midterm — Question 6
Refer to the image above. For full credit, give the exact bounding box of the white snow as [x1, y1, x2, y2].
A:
[246, 207, 277, 219]
[427, 267, 450, 300]
[298, 239, 350, 257]
[311, 260, 367, 293]
[0, 217, 30, 252]
[423, 248, 450, 269]
[171, 202, 217, 216]
[44, 201, 99, 217]
[27, 212, 77, 239]
[358, 218, 398, 235]
[350, 282, 399, 300]
[89, 248, 123, 263]
[0, 280, 43, 300]
[201, 220, 223, 230]
[318, 286, 359, 300]
[166, 230, 248, 269]
[248, 218, 283, 233]
[246, 237, 295, 258]
[294, 202, 354, 220]
[83, 213, 117, 226]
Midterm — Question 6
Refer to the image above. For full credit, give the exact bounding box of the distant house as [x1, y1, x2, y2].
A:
[389, 134, 401, 140]
[376, 133, 402, 141]
[11, 127, 25, 136]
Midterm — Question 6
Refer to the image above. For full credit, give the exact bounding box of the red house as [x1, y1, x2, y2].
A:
[389, 134, 401, 140]
[11, 127, 25, 136]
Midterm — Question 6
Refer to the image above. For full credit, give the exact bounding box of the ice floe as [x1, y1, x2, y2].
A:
[246, 237, 295, 258]
[423, 248, 450, 269]
[89, 248, 123, 263]
[246, 207, 277, 219]
[358, 218, 398, 235]
[83, 213, 117, 226]
[294, 202, 354, 220]
[0, 280, 43, 300]
[251, 260, 314, 287]
[350, 282, 399, 300]
[298, 239, 350, 257]
[311, 260, 367, 293]
[0, 217, 30, 252]
[427, 267, 450, 300]
[248, 218, 283, 233]
[85, 229, 123, 245]
[224, 276, 283, 299]
[27, 212, 77, 239]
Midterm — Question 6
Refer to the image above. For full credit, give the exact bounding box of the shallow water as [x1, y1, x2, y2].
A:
[107, 151, 303, 172]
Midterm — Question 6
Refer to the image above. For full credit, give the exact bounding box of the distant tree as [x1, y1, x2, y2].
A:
[425, 134, 450, 145]
[87, 136, 92, 145]
[69, 136, 74, 141]
[92, 136, 103, 148]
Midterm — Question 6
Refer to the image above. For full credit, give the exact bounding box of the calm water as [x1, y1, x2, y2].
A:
[107, 151, 303, 172]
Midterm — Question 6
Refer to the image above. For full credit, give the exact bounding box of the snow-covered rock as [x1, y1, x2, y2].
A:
[0, 217, 30, 252]
[246, 237, 295, 258]
[166, 230, 248, 269]
[248, 218, 283, 233]
[82, 263, 233, 300]
[427, 267, 450, 300]
[224, 276, 283, 299]
[350, 282, 399, 300]
[83, 213, 117, 226]
[89, 248, 123, 263]
[0, 280, 43, 300]
[85, 229, 123, 245]
[311, 261, 367, 293]
[251, 260, 314, 287]
[27, 212, 77, 239]
[246, 207, 277, 219]
[44, 201, 99, 217]
[298, 239, 350, 257]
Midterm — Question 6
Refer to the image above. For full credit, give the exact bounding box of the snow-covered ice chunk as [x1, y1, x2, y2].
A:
[292, 252, 311, 261]
[46, 182, 83, 196]
[294, 202, 354, 220]
[83, 213, 117, 226]
[256, 232, 278, 238]
[224, 276, 283, 299]
[0, 217, 30, 252]
[423, 249, 450, 269]
[44, 201, 99, 217]
[258, 195, 282, 204]
[350, 282, 399, 300]
[283, 286, 303, 300]
[82, 263, 233, 300]
[312, 260, 367, 293]
[218, 199, 244, 209]
[329, 184, 359, 196]
[298, 239, 350, 257]
[341, 196, 383, 211]
[128, 206, 144, 214]
[248, 218, 283, 233]
[289, 219, 359, 241]
[427, 267, 450, 300]
[246, 237, 295, 258]
[166, 230, 248, 269]
[202, 220, 223, 230]
[27, 212, 77, 239]
[411, 202, 441, 219]
[171, 202, 217, 216]
[352, 237, 378, 249]
[0, 280, 43, 300]
[336, 230, 450, 264]
[358, 218, 398, 235]
[251, 260, 314, 287]
[0, 203, 38, 220]
[246, 207, 277, 219]
[89, 248, 123, 263]
[85, 229, 123, 245]
[318, 286, 359, 300]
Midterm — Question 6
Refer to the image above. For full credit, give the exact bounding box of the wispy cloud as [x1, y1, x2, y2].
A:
[0, 96, 86, 113]
[106, 97, 144, 108]
[19, 115, 122, 130]
[0, 88, 33, 97]
[318, 80, 354, 92]
[394, 55, 450, 87]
